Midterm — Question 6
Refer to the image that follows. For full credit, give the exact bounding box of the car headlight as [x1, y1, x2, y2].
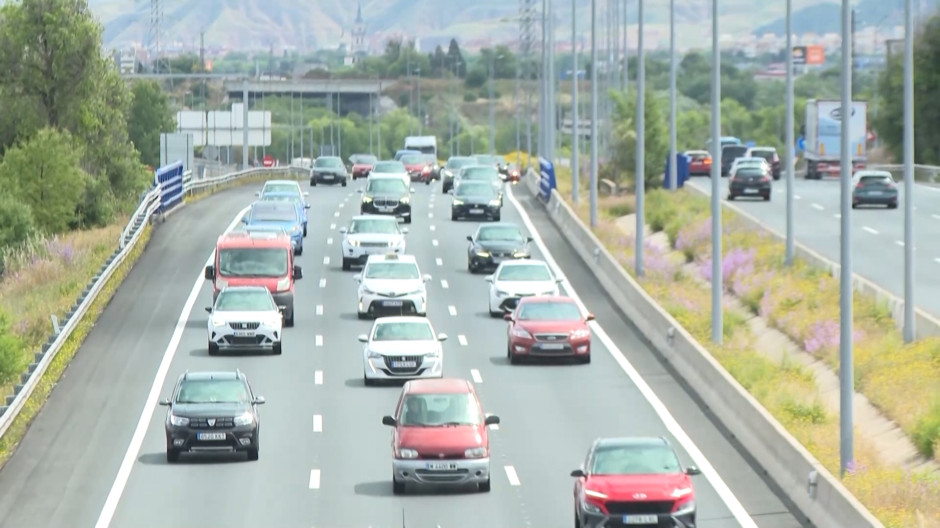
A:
[291, 225, 301, 234]
[348, 238, 360, 246]
[367, 349, 382, 359]
[511, 327, 532, 339]
[233, 412, 254, 426]
[169, 413, 189, 426]
[361, 287, 376, 295]
[464, 447, 487, 458]
[580, 495, 605, 514]
[397, 448, 418, 459]
[513, 250, 530, 258]
[211, 318, 226, 327]
[571, 329, 591, 339]
[424, 349, 441, 358]
[496, 290, 510, 296]
[489, 199, 501, 206]
[362, 196, 373, 203]
[452, 199, 464, 205]
[400, 196, 410, 204]
[405, 289, 424, 296]
[476, 251, 490, 257]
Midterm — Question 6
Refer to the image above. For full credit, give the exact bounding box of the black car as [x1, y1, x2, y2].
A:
[441, 156, 477, 193]
[451, 181, 501, 221]
[359, 175, 414, 223]
[720, 145, 749, 176]
[310, 156, 348, 186]
[727, 167, 771, 201]
[466, 222, 533, 272]
[852, 171, 898, 209]
[456, 165, 503, 205]
[160, 370, 265, 462]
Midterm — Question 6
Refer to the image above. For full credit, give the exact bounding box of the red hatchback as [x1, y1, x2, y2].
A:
[382, 378, 500, 494]
[402, 154, 433, 183]
[684, 150, 712, 176]
[504, 296, 593, 364]
[571, 437, 700, 528]
[350, 153, 377, 180]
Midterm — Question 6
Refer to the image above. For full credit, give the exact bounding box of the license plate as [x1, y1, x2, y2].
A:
[623, 515, 658, 524]
[391, 361, 417, 368]
[426, 462, 457, 470]
[197, 432, 225, 441]
[378, 206, 393, 212]
[541, 343, 565, 350]
[868, 190, 882, 195]
[469, 208, 484, 214]
[383, 300, 403, 307]
[323, 175, 334, 179]
[744, 188, 759, 194]
[233, 330, 255, 337]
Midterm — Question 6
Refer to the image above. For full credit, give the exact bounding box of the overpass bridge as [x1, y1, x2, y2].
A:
[222, 79, 397, 117]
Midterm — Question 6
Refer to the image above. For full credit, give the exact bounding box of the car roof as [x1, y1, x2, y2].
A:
[404, 378, 473, 395]
[369, 173, 407, 179]
[723, 144, 748, 150]
[855, 170, 893, 178]
[373, 316, 431, 325]
[219, 285, 270, 293]
[365, 253, 417, 264]
[518, 295, 575, 305]
[251, 200, 295, 210]
[263, 180, 299, 186]
[180, 370, 247, 382]
[593, 436, 671, 450]
[217, 231, 292, 248]
[317, 156, 342, 160]
[498, 259, 547, 268]
[351, 214, 397, 222]
[748, 146, 776, 151]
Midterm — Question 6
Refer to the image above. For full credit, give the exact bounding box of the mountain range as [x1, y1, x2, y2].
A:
[83, 0, 938, 52]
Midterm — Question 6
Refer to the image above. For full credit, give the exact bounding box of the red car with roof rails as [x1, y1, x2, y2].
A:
[381, 378, 500, 495]
[401, 154, 434, 184]
[350, 154, 377, 180]
[571, 437, 701, 528]
[505, 296, 594, 364]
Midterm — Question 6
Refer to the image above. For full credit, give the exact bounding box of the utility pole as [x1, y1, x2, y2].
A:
[785, 0, 796, 265]
[903, 0, 916, 343]
[489, 52, 497, 154]
[571, 0, 580, 204]
[416, 67, 423, 135]
[838, 0, 855, 477]
[635, 0, 645, 277]
[709, 0, 723, 344]
[590, 0, 598, 228]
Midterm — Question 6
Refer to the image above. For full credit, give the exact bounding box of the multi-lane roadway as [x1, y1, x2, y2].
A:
[687, 176, 940, 316]
[0, 179, 806, 527]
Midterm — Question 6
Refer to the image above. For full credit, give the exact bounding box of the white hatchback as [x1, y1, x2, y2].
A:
[206, 286, 283, 355]
[359, 316, 447, 385]
[485, 259, 561, 316]
[356, 254, 431, 318]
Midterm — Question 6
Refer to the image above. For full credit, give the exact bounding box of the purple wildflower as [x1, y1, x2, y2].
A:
[642, 242, 677, 279]
[804, 320, 840, 353]
[675, 217, 710, 253]
[696, 248, 755, 289]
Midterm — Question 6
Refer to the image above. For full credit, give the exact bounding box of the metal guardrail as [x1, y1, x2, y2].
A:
[0, 165, 306, 440]
[867, 163, 940, 184]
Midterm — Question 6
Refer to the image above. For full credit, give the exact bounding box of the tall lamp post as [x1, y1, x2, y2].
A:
[415, 67, 422, 135]
[838, 0, 855, 477]
[488, 52, 505, 154]
[571, 0, 580, 204]
[709, 0, 723, 344]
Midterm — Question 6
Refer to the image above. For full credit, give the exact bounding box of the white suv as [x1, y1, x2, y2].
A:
[341, 215, 407, 270]
[356, 254, 430, 319]
[206, 286, 283, 355]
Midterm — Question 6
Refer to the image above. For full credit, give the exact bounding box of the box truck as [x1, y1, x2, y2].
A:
[803, 99, 867, 179]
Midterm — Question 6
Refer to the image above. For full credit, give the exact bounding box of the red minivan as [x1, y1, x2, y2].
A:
[382, 378, 500, 494]
[204, 231, 303, 326]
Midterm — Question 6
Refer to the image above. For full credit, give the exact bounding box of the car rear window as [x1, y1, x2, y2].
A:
[860, 175, 893, 184]
[750, 150, 775, 160]
[688, 153, 708, 160]
[723, 146, 748, 158]
[736, 169, 765, 178]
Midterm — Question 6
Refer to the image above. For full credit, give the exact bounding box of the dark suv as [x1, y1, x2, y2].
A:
[160, 370, 265, 462]
[440, 156, 476, 194]
[310, 156, 348, 186]
[359, 175, 414, 223]
[720, 145, 749, 176]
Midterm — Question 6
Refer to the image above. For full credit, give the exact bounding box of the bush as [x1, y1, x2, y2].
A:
[911, 402, 940, 459]
[463, 92, 478, 102]
[0, 312, 25, 386]
[465, 68, 486, 89]
[0, 197, 37, 270]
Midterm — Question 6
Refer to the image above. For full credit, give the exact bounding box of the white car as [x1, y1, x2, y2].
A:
[368, 160, 410, 188]
[356, 254, 431, 318]
[257, 179, 308, 200]
[340, 215, 408, 270]
[359, 316, 447, 385]
[729, 157, 770, 178]
[485, 260, 562, 316]
[205, 286, 283, 355]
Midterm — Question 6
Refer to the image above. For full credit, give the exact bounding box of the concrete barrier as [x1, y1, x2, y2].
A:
[520, 170, 884, 528]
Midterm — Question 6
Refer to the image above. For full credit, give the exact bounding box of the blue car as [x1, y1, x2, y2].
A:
[258, 191, 310, 237]
[243, 201, 304, 255]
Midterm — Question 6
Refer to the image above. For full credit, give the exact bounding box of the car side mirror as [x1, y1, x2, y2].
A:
[555, 278, 564, 283]
[485, 275, 494, 283]
[293, 265, 303, 279]
[685, 466, 701, 476]
[204, 306, 212, 313]
[586, 313, 595, 321]
[159, 398, 171, 406]
[527, 236, 534, 243]
[304, 203, 311, 209]
[277, 306, 285, 314]
[422, 274, 432, 282]
[570, 469, 586, 478]
[466, 235, 473, 242]
[503, 313, 513, 321]
[254, 191, 261, 197]
[253, 396, 266, 405]
[484, 414, 500, 426]
[339, 227, 348, 233]
[382, 415, 397, 426]
[437, 333, 448, 341]
[357, 188, 364, 193]
[204, 265, 215, 280]
[358, 334, 369, 342]
[241, 216, 248, 224]
[410, 188, 416, 193]
[401, 228, 409, 234]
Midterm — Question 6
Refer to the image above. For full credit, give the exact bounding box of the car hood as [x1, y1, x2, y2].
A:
[170, 402, 251, 418]
[368, 340, 440, 356]
[214, 277, 285, 293]
[516, 319, 587, 333]
[346, 233, 403, 245]
[455, 194, 498, 204]
[397, 425, 486, 455]
[493, 279, 556, 295]
[247, 219, 300, 232]
[361, 278, 423, 295]
[210, 310, 280, 324]
[476, 240, 526, 252]
[585, 473, 692, 502]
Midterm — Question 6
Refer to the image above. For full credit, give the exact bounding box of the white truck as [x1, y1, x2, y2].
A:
[803, 99, 868, 179]
[403, 136, 438, 159]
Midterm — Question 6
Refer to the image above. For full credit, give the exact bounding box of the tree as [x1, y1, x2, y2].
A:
[447, 39, 465, 77]
[0, 128, 88, 233]
[0, 196, 36, 252]
[128, 81, 176, 168]
[608, 88, 668, 188]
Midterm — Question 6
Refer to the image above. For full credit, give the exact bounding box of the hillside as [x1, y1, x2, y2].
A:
[755, 0, 940, 37]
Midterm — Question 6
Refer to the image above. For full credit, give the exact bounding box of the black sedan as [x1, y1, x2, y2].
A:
[852, 171, 898, 209]
[727, 167, 771, 201]
[450, 181, 502, 221]
[160, 370, 265, 462]
[310, 156, 348, 186]
[466, 222, 533, 273]
[359, 175, 414, 223]
[441, 156, 476, 193]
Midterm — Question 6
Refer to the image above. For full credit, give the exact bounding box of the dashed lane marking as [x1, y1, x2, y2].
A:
[316, 305, 324, 316]
[811, 203, 824, 211]
[309, 470, 321, 489]
[504, 466, 520, 486]
[327, 237, 333, 245]
[319, 278, 327, 288]
[428, 212, 434, 219]
[339, 202, 344, 208]
[457, 335, 468, 346]
[313, 415, 323, 432]
[314, 371, 323, 385]
[470, 369, 483, 383]
[330, 223, 336, 230]
[862, 226, 879, 235]
[315, 335, 323, 347]
[323, 256, 330, 265]
[932, 214, 940, 221]
[435, 258, 443, 266]
[448, 305, 457, 316]
[430, 225, 436, 231]
[432, 239, 439, 246]
[441, 279, 449, 289]
[333, 211, 340, 217]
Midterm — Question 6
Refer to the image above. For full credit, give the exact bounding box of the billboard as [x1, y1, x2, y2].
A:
[176, 105, 272, 147]
[792, 45, 826, 65]
[815, 100, 867, 159]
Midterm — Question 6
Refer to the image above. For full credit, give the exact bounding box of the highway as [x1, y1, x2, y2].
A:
[687, 177, 940, 317]
[0, 180, 806, 528]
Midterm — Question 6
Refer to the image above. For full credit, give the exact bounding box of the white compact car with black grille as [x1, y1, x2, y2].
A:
[356, 254, 431, 318]
[486, 259, 561, 316]
[206, 286, 283, 355]
[340, 215, 408, 270]
[359, 316, 447, 385]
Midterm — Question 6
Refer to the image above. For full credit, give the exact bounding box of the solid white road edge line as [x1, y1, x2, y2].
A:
[313, 414, 323, 433]
[314, 370, 323, 385]
[504, 465, 520, 486]
[94, 206, 250, 528]
[457, 334, 468, 346]
[470, 369, 482, 383]
[505, 185, 758, 527]
[309, 469, 321, 489]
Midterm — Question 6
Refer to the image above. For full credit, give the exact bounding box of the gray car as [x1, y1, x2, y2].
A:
[851, 170, 898, 209]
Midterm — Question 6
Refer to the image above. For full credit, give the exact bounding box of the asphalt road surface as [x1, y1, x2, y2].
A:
[0, 180, 807, 528]
[687, 176, 940, 317]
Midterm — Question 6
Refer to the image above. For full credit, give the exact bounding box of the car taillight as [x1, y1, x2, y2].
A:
[422, 166, 431, 173]
[761, 176, 771, 182]
[855, 182, 865, 188]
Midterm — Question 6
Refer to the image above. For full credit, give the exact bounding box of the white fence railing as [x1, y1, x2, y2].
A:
[0, 165, 307, 439]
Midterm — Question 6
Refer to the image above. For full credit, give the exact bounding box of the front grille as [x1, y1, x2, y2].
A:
[373, 197, 400, 207]
[377, 291, 408, 298]
[605, 501, 674, 515]
[414, 468, 469, 482]
[230, 322, 260, 330]
[383, 354, 424, 373]
[225, 335, 265, 345]
[189, 417, 235, 428]
[360, 241, 388, 248]
[490, 250, 514, 258]
[534, 333, 568, 341]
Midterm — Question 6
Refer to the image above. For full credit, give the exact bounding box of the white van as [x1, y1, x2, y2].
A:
[403, 136, 437, 159]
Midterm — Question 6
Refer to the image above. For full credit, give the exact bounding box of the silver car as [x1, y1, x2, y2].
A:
[359, 316, 447, 385]
[340, 215, 408, 270]
[206, 286, 283, 355]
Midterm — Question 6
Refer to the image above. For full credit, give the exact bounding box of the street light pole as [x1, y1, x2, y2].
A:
[571, 0, 580, 204]
[785, 0, 795, 266]
[489, 52, 497, 154]
[838, 0, 855, 478]
[416, 67, 422, 135]
[667, 0, 677, 192]
[709, 0, 722, 344]
[635, 0, 645, 277]
[590, 0, 598, 227]
[903, 0, 916, 343]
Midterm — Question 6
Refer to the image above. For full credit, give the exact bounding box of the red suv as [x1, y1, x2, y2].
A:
[571, 437, 700, 528]
[382, 378, 500, 494]
[504, 296, 593, 364]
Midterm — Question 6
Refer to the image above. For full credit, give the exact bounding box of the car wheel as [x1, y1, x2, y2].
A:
[404, 216, 412, 224]
[273, 342, 282, 355]
[342, 258, 351, 271]
[303, 226, 307, 237]
[392, 476, 406, 495]
[579, 354, 591, 364]
[166, 449, 180, 463]
[888, 202, 898, 209]
[208, 341, 219, 356]
[310, 180, 316, 187]
[246, 447, 259, 461]
[575, 512, 581, 528]
[357, 312, 367, 320]
[727, 194, 735, 201]
[284, 310, 295, 327]
[364, 375, 375, 387]
[342, 179, 347, 187]
[852, 202, 858, 209]
[296, 246, 303, 256]
[451, 211, 458, 221]
[509, 347, 520, 365]
[763, 193, 771, 201]
[478, 477, 491, 492]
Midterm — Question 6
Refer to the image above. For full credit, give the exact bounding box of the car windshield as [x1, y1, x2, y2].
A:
[723, 146, 748, 158]
[462, 167, 498, 180]
[456, 182, 494, 197]
[351, 155, 377, 164]
[250, 205, 296, 222]
[374, 161, 405, 173]
[447, 158, 473, 168]
[399, 393, 481, 426]
[498, 265, 552, 281]
[350, 219, 399, 234]
[591, 444, 682, 475]
[315, 157, 343, 168]
[737, 158, 764, 165]
[219, 248, 289, 277]
[367, 179, 407, 194]
[750, 150, 775, 160]
[478, 226, 523, 242]
[476, 156, 500, 165]
[373, 321, 434, 341]
[364, 262, 419, 279]
[401, 155, 425, 165]
[421, 154, 437, 164]
[176, 379, 251, 404]
[517, 301, 582, 321]
[262, 183, 299, 195]
[216, 290, 276, 311]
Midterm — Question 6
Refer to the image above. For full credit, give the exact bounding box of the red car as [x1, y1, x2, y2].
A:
[401, 154, 433, 184]
[504, 296, 593, 364]
[382, 378, 500, 494]
[685, 150, 712, 176]
[350, 154, 377, 180]
[571, 437, 700, 528]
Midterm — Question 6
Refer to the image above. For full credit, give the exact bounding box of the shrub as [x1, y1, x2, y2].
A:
[465, 67, 486, 89]
[463, 92, 477, 102]
[0, 312, 25, 385]
[644, 189, 678, 232]
[911, 402, 940, 459]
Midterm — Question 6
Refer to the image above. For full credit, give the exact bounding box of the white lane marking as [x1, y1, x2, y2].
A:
[334, 211, 340, 217]
[94, 206, 250, 528]
[862, 226, 879, 235]
[834, 213, 841, 219]
[319, 278, 327, 288]
[504, 465, 521, 486]
[506, 185, 759, 527]
[316, 304, 324, 316]
[309, 469, 321, 489]
[327, 237, 333, 245]
[339, 202, 344, 208]
[485, 412, 499, 430]
[811, 203, 824, 211]
[330, 223, 336, 230]
[794, 194, 801, 200]
[429, 212, 434, 219]
[448, 305, 457, 316]
[470, 369, 483, 383]
[430, 225, 436, 231]
[315, 335, 323, 347]
[932, 214, 940, 221]
[313, 415, 323, 432]
[347, 192, 353, 197]
[314, 370, 323, 385]
[432, 239, 439, 246]
[323, 256, 330, 265]
[435, 258, 443, 266]
[441, 279, 449, 289]
[935, 258, 940, 264]
[457, 334, 468, 346]
[895, 240, 904, 247]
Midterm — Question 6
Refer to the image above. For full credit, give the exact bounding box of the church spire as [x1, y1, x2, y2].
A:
[355, 2, 363, 24]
